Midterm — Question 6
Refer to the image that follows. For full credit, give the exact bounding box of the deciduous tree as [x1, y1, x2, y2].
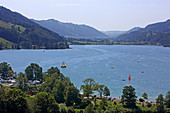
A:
[165, 91, 170, 108]
[156, 93, 165, 113]
[34, 92, 60, 113]
[121, 85, 137, 108]
[25, 63, 42, 81]
[142, 92, 148, 100]
[0, 62, 12, 79]
[103, 86, 110, 99]
[80, 78, 96, 98]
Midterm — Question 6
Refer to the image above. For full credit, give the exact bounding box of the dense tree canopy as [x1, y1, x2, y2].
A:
[0, 62, 12, 79]
[65, 85, 81, 106]
[34, 92, 60, 113]
[5, 88, 28, 113]
[165, 91, 170, 108]
[156, 94, 165, 113]
[16, 72, 28, 90]
[121, 86, 137, 108]
[52, 80, 65, 103]
[25, 63, 43, 81]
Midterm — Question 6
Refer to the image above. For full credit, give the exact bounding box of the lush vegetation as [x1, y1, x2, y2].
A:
[0, 6, 69, 50]
[115, 19, 170, 47]
[0, 61, 170, 113]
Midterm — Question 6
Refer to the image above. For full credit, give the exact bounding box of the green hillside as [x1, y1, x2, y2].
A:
[32, 19, 108, 39]
[0, 6, 69, 49]
[116, 19, 170, 46]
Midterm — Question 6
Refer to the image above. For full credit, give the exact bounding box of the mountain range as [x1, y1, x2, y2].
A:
[116, 20, 170, 46]
[32, 19, 108, 39]
[0, 6, 69, 49]
[102, 27, 141, 39]
[0, 6, 170, 48]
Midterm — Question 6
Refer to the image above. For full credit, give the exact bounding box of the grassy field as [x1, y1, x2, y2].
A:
[0, 37, 14, 48]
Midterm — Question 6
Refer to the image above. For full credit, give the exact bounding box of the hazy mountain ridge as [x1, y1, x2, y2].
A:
[116, 19, 170, 46]
[0, 6, 69, 49]
[102, 31, 126, 38]
[32, 19, 108, 39]
[102, 27, 141, 39]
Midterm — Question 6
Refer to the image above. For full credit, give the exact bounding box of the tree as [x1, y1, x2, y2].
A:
[52, 80, 65, 103]
[121, 85, 137, 108]
[16, 72, 28, 90]
[0, 62, 12, 79]
[46, 67, 60, 76]
[67, 106, 75, 113]
[25, 63, 43, 81]
[0, 85, 6, 112]
[5, 88, 28, 113]
[34, 92, 60, 113]
[84, 104, 95, 113]
[165, 91, 170, 108]
[103, 86, 110, 99]
[98, 98, 108, 111]
[142, 92, 148, 101]
[65, 86, 80, 106]
[79, 99, 91, 109]
[0, 43, 2, 50]
[80, 78, 96, 98]
[94, 84, 105, 98]
[156, 94, 165, 113]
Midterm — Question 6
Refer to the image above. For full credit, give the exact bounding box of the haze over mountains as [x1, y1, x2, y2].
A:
[102, 27, 141, 38]
[32, 19, 108, 39]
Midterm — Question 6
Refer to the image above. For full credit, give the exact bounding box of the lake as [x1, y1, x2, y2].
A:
[0, 45, 170, 101]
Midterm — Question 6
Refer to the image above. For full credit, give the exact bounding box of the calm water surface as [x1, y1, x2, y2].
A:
[0, 45, 170, 100]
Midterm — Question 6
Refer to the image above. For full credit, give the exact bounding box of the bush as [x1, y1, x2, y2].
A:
[84, 104, 95, 113]
[67, 106, 75, 113]
[139, 98, 144, 102]
[147, 103, 152, 108]
[60, 106, 67, 113]
[79, 99, 91, 109]
[114, 101, 117, 105]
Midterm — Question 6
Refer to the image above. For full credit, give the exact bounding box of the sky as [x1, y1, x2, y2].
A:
[0, 0, 170, 31]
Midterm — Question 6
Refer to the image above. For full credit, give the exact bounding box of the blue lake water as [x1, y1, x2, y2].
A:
[0, 45, 170, 101]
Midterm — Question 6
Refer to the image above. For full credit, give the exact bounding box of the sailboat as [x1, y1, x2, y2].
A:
[61, 62, 66, 68]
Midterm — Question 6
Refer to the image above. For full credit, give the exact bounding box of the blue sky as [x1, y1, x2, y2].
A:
[0, 0, 170, 31]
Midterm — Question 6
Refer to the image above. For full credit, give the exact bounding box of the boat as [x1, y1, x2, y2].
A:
[61, 62, 66, 68]
[112, 65, 114, 68]
[138, 59, 141, 62]
[122, 79, 125, 81]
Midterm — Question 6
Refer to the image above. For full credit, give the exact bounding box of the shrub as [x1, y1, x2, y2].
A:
[147, 103, 152, 108]
[79, 99, 91, 109]
[139, 98, 144, 102]
[67, 106, 75, 113]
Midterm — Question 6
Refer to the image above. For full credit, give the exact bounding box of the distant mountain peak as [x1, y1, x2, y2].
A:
[32, 19, 108, 39]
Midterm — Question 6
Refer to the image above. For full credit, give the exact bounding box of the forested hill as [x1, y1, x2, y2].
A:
[32, 19, 108, 39]
[0, 6, 69, 49]
[116, 19, 170, 46]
